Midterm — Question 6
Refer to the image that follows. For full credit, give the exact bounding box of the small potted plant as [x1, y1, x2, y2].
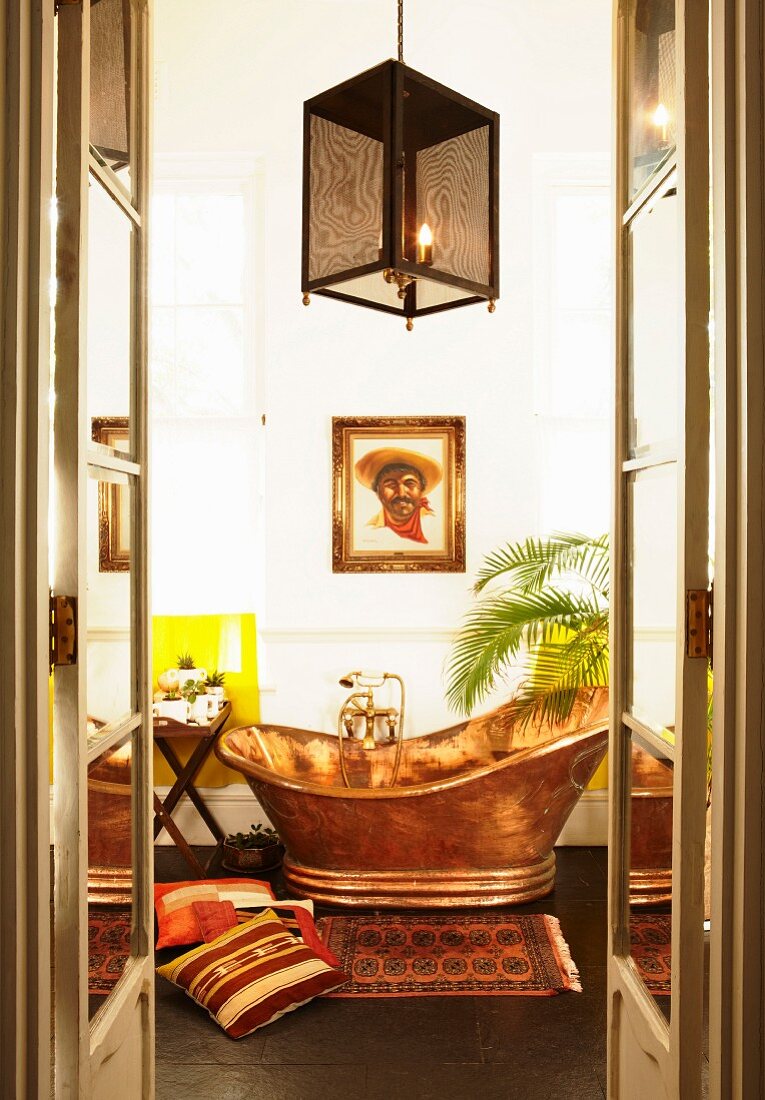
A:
[181, 677, 209, 724]
[206, 669, 226, 709]
[222, 822, 284, 872]
[176, 652, 208, 685]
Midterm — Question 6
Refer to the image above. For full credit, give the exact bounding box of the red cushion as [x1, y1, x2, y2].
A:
[192, 900, 239, 943]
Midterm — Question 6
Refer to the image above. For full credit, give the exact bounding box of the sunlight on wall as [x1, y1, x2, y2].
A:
[153, 613, 258, 785]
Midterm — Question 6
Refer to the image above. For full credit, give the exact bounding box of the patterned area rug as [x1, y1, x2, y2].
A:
[88, 907, 131, 995]
[630, 913, 671, 995]
[316, 913, 582, 997]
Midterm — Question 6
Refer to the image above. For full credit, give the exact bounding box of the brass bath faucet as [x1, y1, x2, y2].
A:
[336, 671, 406, 788]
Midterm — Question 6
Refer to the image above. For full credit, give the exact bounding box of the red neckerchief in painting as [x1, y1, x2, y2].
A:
[383, 497, 433, 543]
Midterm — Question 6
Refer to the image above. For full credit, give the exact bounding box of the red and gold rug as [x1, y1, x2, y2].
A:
[630, 914, 671, 995]
[88, 907, 131, 995]
[316, 913, 581, 997]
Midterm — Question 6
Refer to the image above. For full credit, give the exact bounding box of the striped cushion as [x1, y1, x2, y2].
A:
[154, 878, 275, 949]
[233, 902, 341, 968]
[157, 909, 348, 1038]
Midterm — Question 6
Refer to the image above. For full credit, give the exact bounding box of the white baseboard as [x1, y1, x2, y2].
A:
[154, 784, 271, 844]
[557, 789, 608, 846]
[154, 785, 608, 847]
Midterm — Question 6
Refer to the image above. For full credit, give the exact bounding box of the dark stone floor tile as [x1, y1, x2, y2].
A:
[476, 979, 606, 1066]
[589, 845, 609, 876]
[548, 852, 608, 902]
[156, 1061, 367, 1100]
[154, 979, 266, 1064]
[363, 1062, 601, 1100]
[365, 1061, 605, 1099]
[260, 996, 481, 1066]
[593, 1057, 607, 1095]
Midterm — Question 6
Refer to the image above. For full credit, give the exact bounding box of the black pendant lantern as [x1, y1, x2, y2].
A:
[301, 2, 499, 330]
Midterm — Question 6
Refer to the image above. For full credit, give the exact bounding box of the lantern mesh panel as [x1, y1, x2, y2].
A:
[90, 0, 130, 168]
[309, 115, 383, 283]
[329, 272, 406, 310]
[415, 280, 476, 310]
[416, 126, 490, 288]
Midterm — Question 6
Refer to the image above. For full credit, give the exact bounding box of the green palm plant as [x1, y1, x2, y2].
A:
[446, 531, 610, 728]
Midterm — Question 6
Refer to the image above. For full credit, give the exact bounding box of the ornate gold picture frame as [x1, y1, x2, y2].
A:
[332, 416, 466, 573]
[91, 416, 130, 572]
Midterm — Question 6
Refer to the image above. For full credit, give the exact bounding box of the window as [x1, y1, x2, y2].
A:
[150, 157, 263, 613]
[532, 155, 612, 535]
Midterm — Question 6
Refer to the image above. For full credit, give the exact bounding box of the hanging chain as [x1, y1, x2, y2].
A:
[397, 0, 404, 62]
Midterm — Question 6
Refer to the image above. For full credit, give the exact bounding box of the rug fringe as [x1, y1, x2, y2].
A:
[544, 915, 582, 993]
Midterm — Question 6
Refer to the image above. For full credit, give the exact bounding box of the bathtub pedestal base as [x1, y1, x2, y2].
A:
[283, 852, 557, 908]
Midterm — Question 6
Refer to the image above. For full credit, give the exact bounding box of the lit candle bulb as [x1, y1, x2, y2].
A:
[417, 222, 433, 265]
[652, 102, 669, 144]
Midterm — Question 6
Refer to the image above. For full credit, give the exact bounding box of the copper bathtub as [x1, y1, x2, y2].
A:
[215, 688, 609, 908]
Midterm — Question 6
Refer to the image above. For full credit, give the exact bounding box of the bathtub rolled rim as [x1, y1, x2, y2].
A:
[214, 718, 610, 800]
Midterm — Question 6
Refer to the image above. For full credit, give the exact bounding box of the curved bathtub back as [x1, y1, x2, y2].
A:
[219, 687, 609, 791]
[222, 722, 493, 789]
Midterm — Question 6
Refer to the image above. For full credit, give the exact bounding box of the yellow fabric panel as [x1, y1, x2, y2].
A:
[153, 613, 258, 787]
[589, 755, 608, 790]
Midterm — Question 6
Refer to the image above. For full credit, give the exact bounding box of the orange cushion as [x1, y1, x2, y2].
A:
[154, 878, 275, 949]
[157, 909, 348, 1039]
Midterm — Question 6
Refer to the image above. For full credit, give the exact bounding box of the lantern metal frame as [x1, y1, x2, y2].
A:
[302, 58, 499, 325]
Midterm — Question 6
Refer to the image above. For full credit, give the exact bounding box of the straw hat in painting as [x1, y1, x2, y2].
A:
[354, 447, 443, 493]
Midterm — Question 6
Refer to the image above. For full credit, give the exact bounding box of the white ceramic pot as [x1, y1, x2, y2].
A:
[189, 695, 210, 724]
[177, 668, 207, 689]
[154, 699, 190, 723]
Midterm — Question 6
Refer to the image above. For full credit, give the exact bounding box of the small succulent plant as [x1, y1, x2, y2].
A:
[180, 678, 206, 704]
[177, 652, 195, 670]
[206, 669, 226, 687]
[225, 823, 279, 851]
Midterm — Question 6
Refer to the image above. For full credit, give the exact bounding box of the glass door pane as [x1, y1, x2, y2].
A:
[629, 0, 676, 200]
[628, 181, 679, 456]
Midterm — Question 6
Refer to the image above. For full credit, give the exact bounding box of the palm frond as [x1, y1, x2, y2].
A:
[446, 531, 611, 718]
[474, 532, 609, 598]
[446, 590, 606, 715]
[502, 618, 609, 729]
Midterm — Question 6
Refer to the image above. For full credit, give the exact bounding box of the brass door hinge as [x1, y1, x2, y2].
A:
[50, 595, 77, 670]
[686, 588, 712, 659]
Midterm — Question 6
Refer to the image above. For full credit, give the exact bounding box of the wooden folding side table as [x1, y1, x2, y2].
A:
[152, 701, 232, 877]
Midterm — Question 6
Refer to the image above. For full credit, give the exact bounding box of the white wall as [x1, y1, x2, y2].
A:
[153, 0, 612, 735]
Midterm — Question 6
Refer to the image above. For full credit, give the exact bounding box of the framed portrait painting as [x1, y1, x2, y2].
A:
[91, 416, 130, 572]
[332, 416, 466, 573]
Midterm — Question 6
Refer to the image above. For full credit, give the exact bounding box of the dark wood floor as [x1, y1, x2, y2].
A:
[155, 846, 609, 1099]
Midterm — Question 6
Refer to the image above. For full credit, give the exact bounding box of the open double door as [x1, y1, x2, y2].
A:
[609, 0, 765, 1096]
[0, 0, 153, 1095]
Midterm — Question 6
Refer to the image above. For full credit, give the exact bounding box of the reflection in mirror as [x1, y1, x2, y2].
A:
[628, 465, 677, 736]
[87, 735, 134, 1021]
[90, 0, 131, 175]
[88, 174, 133, 451]
[629, 731, 673, 1022]
[87, 473, 133, 730]
[91, 417, 130, 572]
[629, 0, 676, 198]
[628, 183, 679, 456]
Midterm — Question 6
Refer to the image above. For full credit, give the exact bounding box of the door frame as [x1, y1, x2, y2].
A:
[52, 0, 154, 1095]
[608, 0, 711, 1095]
[0, 0, 55, 1095]
[708, 0, 765, 1093]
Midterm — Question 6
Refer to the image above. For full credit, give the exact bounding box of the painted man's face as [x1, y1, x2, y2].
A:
[376, 464, 424, 521]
